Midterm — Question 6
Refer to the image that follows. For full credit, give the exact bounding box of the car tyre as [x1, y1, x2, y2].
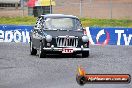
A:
[82, 51, 89, 58]
[30, 41, 37, 55]
[39, 42, 46, 58]
[72, 53, 77, 57]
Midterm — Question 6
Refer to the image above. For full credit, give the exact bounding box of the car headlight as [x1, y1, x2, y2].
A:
[46, 35, 52, 42]
[82, 35, 89, 42]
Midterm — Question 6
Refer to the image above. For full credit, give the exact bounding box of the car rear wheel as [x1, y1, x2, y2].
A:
[30, 41, 37, 55]
[39, 42, 46, 58]
[82, 51, 89, 58]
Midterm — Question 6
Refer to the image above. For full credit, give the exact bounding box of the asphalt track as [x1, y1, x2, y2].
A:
[0, 42, 132, 88]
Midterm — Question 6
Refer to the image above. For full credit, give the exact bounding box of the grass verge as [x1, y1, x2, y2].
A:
[0, 16, 132, 27]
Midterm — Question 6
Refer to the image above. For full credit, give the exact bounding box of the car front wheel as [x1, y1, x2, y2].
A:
[39, 42, 46, 58]
[30, 41, 37, 55]
[82, 51, 89, 58]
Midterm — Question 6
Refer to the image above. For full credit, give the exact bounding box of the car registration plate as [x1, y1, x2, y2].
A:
[62, 48, 73, 53]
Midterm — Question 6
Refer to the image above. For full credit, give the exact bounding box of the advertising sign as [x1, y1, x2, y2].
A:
[86, 27, 132, 45]
[0, 25, 33, 43]
[0, 25, 132, 45]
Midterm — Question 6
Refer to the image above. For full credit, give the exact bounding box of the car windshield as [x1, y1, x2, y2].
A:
[44, 17, 82, 30]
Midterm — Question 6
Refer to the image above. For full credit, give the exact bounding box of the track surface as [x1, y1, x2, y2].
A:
[0, 43, 132, 88]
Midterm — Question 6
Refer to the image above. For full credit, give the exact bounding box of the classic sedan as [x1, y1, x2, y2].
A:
[30, 14, 89, 58]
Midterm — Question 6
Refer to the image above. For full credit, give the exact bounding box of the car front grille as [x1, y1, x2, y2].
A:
[56, 36, 78, 47]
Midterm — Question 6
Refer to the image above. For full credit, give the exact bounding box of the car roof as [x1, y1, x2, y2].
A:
[41, 14, 79, 19]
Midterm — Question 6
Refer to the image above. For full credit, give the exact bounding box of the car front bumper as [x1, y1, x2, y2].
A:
[43, 47, 90, 52]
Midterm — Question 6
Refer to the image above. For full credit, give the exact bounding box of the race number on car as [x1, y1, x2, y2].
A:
[62, 48, 73, 53]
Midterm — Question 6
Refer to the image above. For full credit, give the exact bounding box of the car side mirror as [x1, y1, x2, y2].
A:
[82, 28, 87, 35]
